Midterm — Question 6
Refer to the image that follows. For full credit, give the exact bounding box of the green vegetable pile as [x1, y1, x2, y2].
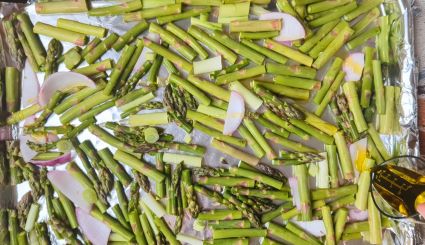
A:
[0, 0, 405, 244]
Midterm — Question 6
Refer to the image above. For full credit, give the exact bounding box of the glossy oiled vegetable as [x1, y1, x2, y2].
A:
[2, 0, 404, 244]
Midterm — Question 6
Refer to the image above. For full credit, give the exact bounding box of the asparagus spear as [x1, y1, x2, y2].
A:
[16, 13, 46, 67]
[2, 19, 24, 67]
[44, 39, 62, 79]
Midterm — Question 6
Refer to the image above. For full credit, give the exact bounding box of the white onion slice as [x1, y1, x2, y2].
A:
[21, 60, 40, 107]
[39, 72, 95, 106]
[76, 208, 111, 245]
[343, 52, 365, 82]
[293, 220, 326, 237]
[260, 12, 305, 41]
[48, 170, 93, 211]
[223, 91, 245, 135]
[288, 177, 300, 210]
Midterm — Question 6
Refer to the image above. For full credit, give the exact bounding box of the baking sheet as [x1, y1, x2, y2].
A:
[0, 0, 421, 244]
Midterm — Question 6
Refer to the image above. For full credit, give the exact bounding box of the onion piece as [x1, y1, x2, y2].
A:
[292, 220, 326, 237]
[146, 32, 161, 44]
[24, 115, 36, 126]
[48, 170, 94, 211]
[349, 137, 368, 180]
[343, 52, 365, 82]
[259, 12, 305, 41]
[278, 40, 293, 47]
[20, 135, 38, 163]
[21, 60, 40, 107]
[288, 177, 300, 210]
[223, 91, 245, 135]
[348, 208, 369, 222]
[76, 208, 111, 245]
[31, 152, 72, 167]
[39, 72, 95, 106]
[29, 132, 59, 144]
[20, 130, 66, 166]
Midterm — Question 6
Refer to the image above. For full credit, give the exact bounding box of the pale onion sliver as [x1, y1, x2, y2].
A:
[48, 170, 93, 212]
[259, 12, 305, 41]
[21, 60, 40, 107]
[293, 220, 326, 237]
[39, 72, 95, 106]
[76, 208, 111, 245]
[223, 91, 245, 135]
[229, 81, 262, 112]
[343, 52, 365, 82]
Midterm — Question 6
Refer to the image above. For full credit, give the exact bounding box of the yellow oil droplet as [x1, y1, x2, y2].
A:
[346, 57, 363, 75]
[355, 149, 367, 172]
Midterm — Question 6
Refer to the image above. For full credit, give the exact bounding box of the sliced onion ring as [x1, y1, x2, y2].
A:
[20, 131, 72, 167]
[39, 72, 95, 106]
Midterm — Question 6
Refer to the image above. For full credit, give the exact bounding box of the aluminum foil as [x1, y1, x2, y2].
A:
[0, 0, 421, 244]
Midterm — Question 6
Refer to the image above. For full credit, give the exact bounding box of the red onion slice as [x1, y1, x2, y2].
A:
[76, 208, 111, 245]
[20, 135, 38, 162]
[48, 170, 94, 211]
[20, 130, 68, 166]
[39, 72, 95, 106]
[31, 152, 72, 167]
[260, 12, 305, 41]
[343, 52, 365, 82]
[21, 60, 40, 107]
[348, 208, 369, 222]
[223, 91, 245, 135]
